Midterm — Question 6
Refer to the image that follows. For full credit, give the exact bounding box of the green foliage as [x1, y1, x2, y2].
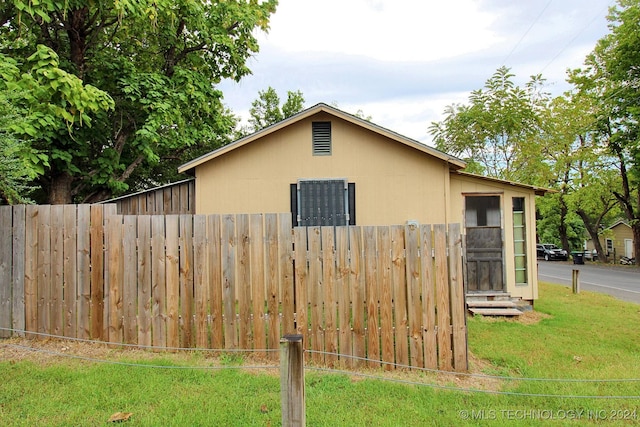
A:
[568, 0, 640, 259]
[246, 86, 305, 134]
[430, 67, 550, 184]
[536, 193, 585, 250]
[1, 0, 278, 203]
[0, 86, 50, 204]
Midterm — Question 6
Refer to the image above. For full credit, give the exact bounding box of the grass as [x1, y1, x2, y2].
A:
[1, 282, 639, 426]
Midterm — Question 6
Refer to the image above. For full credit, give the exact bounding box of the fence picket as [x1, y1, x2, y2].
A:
[152, 215, 167, 348]
[164, 215, 179, 348]
[179, 215, 194, 348]
[50, 205, 64, 337]
[222, 214, 237, 349]
[364, 226, 380, 368]
[90, 205, 105, 340]
[194, 215, 208, 348]
[292, 227, 309, 358]
[279, 214, 295, 336]
[37, 205, 51, 339]
[335, 227, 352, 367]
[236, 214, 251, 349]
[137, 216, 152, 347]
[265, 214, 280, 355]
[449, 223, 468, 371]
[207, 215, 223, 349]
[63, 204, 78, 338]
[420, 225, 437, 369]
[378, 226, 394, 370]
[76, 205, 90, 339]
[322, 227, 338, 366]
[0, 206, 12, 338]
[349, 227, 366, 368]
[435, 224, 453, 371]
[12, 205, 26, 337]
[391, 225, 408, 367]
[405, 223, 423, 368]
[107, 215, 124, 343]
[251, 214, 266, 354]
[123, 215, 137, 344]
[25, 205, 38, 339]
[308, 227, 323, 364]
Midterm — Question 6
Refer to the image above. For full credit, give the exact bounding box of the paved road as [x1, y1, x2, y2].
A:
[537, 261, 640, 304]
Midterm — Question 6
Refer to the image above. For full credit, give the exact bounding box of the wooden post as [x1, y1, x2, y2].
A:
[280, 334, 305, 427]
[572, 269, 580, 294]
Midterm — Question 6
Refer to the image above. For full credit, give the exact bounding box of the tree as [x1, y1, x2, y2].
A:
[531, 91, 621, 255]
[247, 86, 305, 134]
[429, 66, 550, 184]
[569, 0, 640, 264]
[1, 0, 277, 203]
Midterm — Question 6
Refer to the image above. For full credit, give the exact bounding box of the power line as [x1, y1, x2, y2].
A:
[539, 1, 614, 74]
[502, 0, 555, 67]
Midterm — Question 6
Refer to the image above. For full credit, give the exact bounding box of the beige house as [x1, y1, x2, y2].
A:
[179, 103, 548, 305]
[586, 220, 635, 260]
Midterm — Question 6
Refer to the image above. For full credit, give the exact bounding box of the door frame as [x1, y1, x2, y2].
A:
[463, 194, 506, 293]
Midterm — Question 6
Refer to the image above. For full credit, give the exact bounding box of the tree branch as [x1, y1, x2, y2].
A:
[119, 155, 145, 181]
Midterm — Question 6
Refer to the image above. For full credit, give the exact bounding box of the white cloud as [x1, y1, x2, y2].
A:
[259, 0, 501, 62]
[220, 0, 613, 144]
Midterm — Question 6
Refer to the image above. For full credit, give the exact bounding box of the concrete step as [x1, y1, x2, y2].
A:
[467, 300, 518, 309]
[468, 308, 523, 316]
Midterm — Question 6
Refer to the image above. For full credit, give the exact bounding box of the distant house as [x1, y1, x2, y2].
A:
[178, 103, 549, 305]
[586, 220, 635, 260]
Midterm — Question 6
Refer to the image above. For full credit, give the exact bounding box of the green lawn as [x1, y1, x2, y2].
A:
[1, 282, 639, 426]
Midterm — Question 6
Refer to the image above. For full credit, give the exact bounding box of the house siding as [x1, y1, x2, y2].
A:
[195, 112, 450, 226]
[586, 222, 635, 259]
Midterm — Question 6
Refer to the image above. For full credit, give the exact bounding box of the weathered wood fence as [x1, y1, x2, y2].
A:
[0, 204, 467, 371]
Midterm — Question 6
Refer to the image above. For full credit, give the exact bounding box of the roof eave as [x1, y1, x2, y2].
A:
[453, 170, 554, 195]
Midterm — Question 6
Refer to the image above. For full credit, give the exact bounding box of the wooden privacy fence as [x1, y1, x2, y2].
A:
[0, 205, 467, 371]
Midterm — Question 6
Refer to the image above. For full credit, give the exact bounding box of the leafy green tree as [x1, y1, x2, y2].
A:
[569, 0, 640, 263]
[247, 86, 305, 133]
[532, 92, 621, 255]
[429, 66, 550, 184]
[1, 0, 277, 203]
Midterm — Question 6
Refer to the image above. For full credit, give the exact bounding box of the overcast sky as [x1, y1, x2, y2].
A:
[218, 0, 614, 144]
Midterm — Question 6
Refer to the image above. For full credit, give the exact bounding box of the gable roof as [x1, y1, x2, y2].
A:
[178, 103, 467, 174]
[605, 220, 631, 231]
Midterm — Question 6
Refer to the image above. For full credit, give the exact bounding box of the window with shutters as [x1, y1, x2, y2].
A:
[290, 179, 356, 226]
[312, 121, 331, 155]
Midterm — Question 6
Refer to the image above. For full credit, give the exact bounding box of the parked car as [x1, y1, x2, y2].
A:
[536, 243, 569, 261]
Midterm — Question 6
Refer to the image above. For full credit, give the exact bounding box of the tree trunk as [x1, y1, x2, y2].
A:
[577, 210, 607, 263]
[49, 172, 74, 204]
[559, 195, 570, 252]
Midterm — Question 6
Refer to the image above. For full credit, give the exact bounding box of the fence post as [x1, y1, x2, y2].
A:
[280, 334, 305, 427]
[572, 269, 580, 294]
